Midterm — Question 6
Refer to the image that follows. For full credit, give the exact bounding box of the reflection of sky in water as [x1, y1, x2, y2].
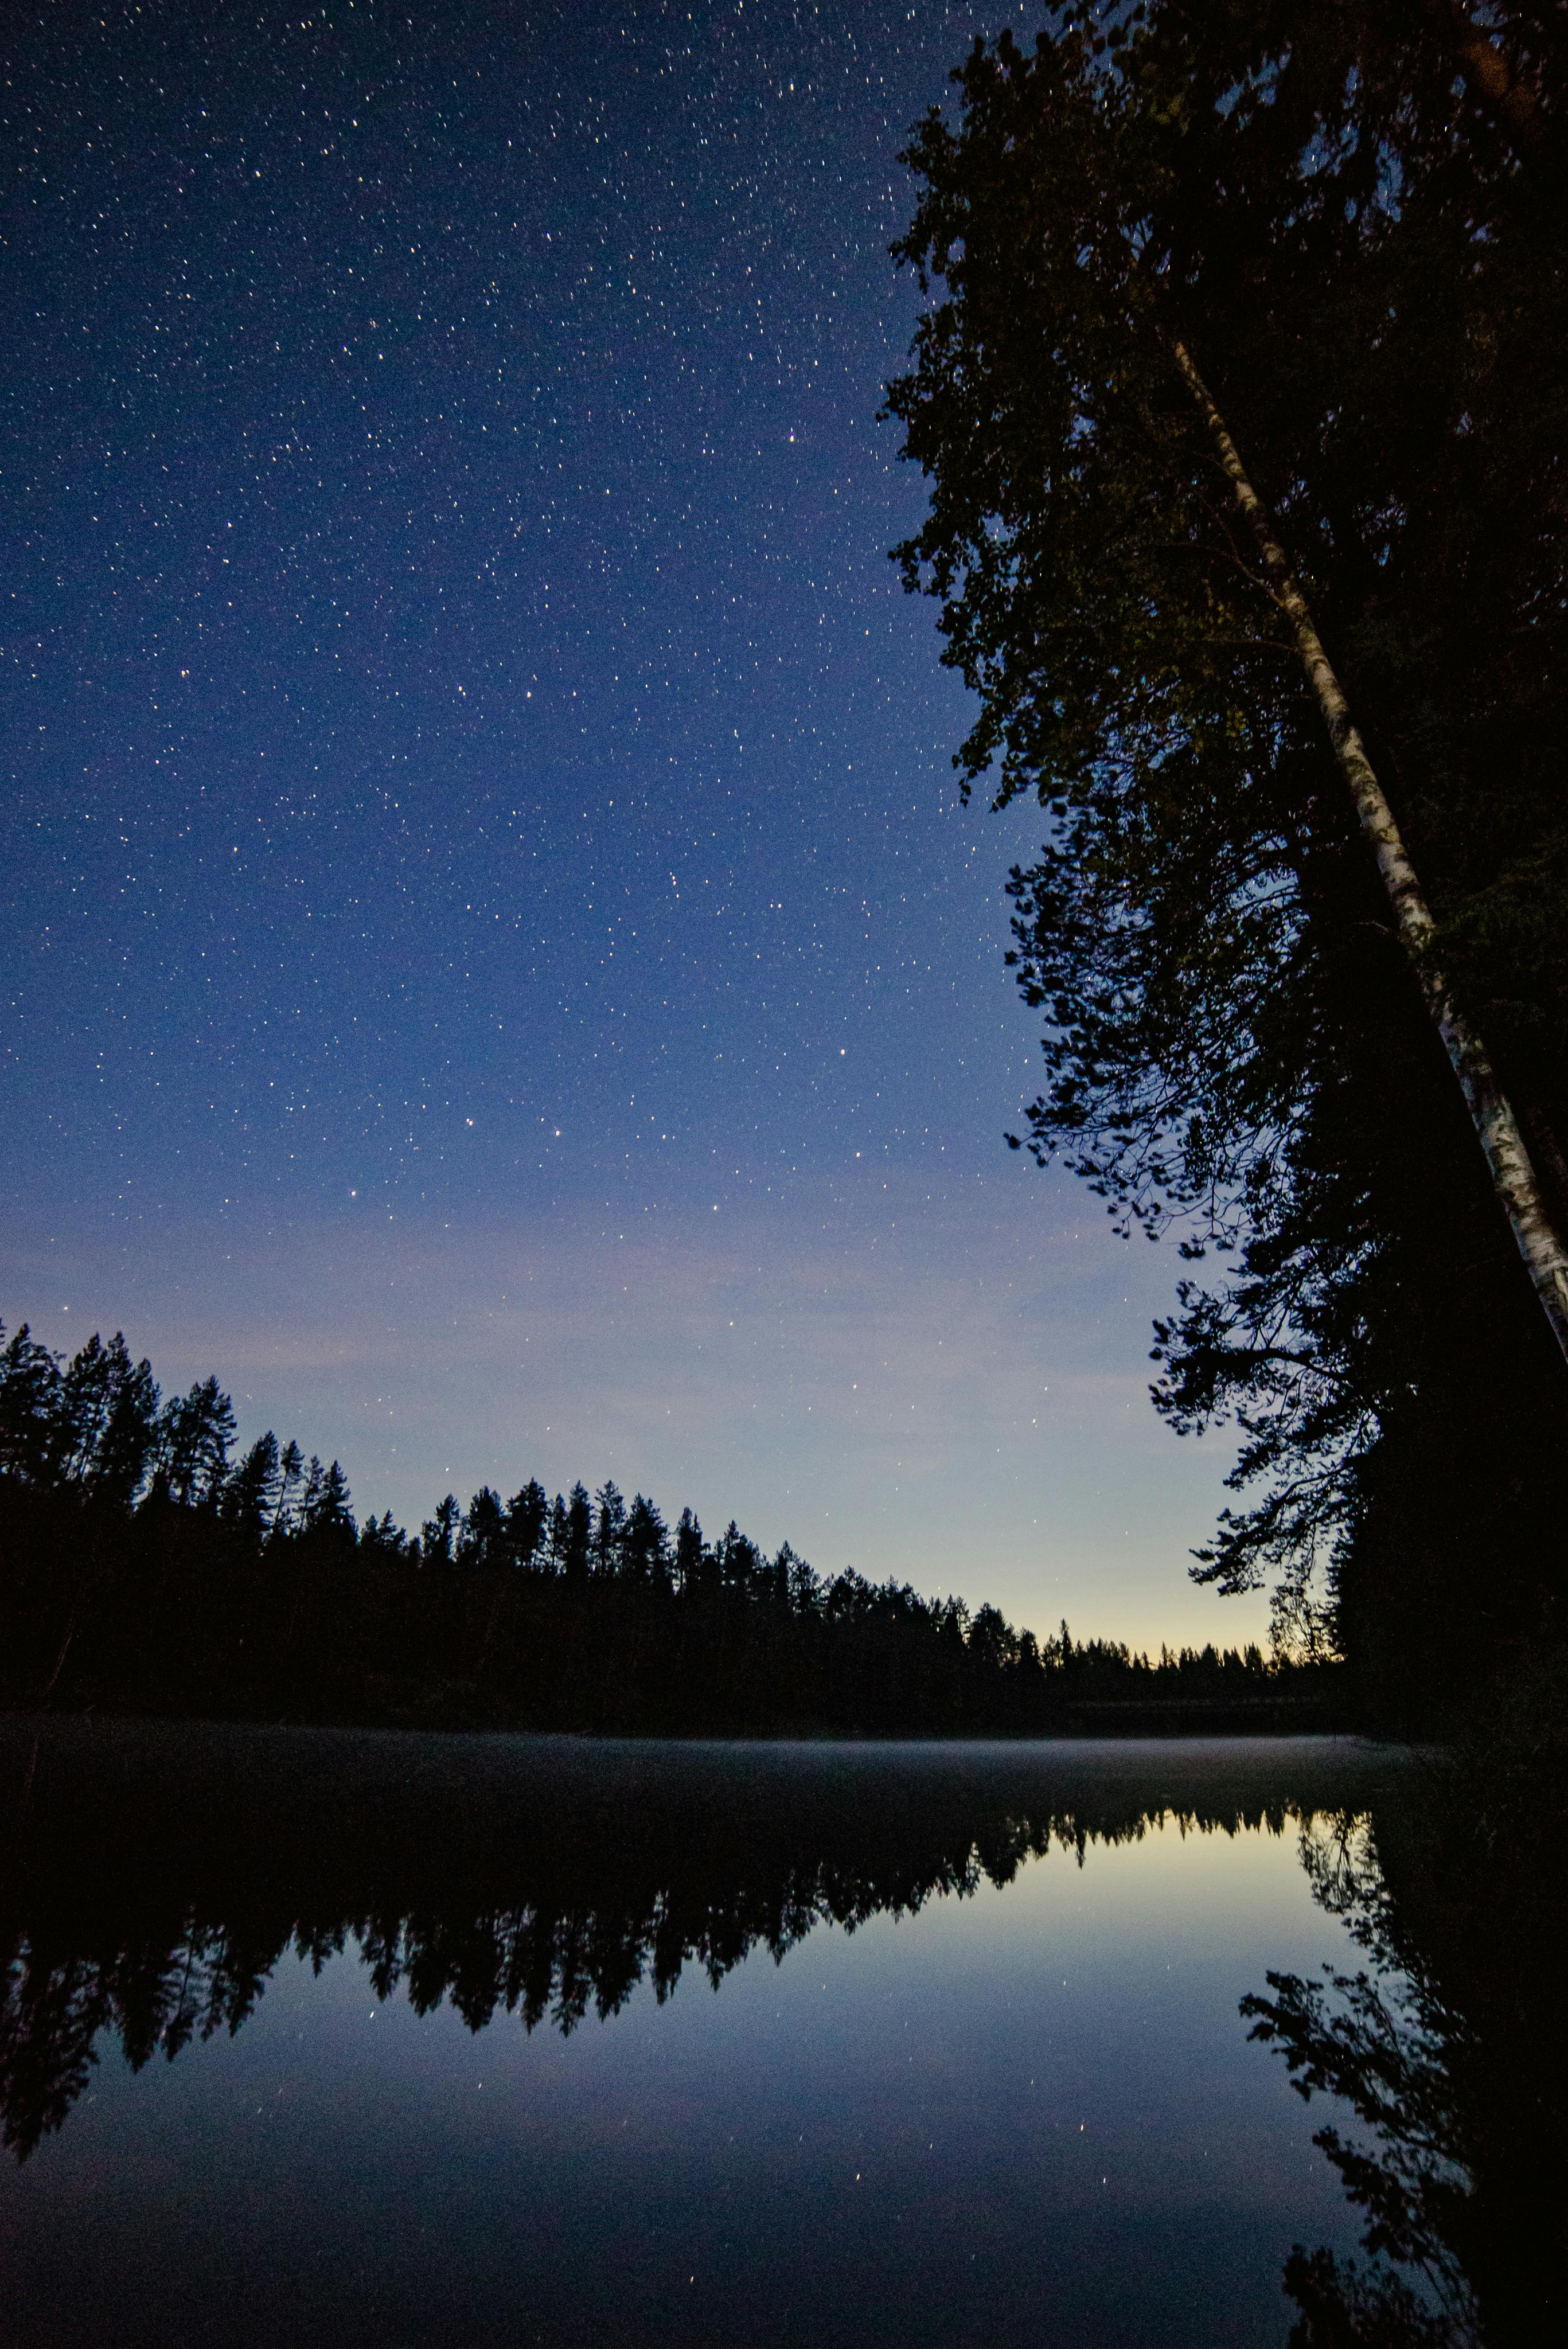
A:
[0, 1819, 1368, 2348]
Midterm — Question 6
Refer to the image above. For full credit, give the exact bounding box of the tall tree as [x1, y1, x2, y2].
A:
[157, 1378, 236, 1508]
[592, 1480, 627, 1577]
[545, 1492, 570, 1578]
[0, 1325, 65, 1485]
[564, 1482, 594, 1581]
[622, 1493, 669, 1584]
[88, 1345, 159, 1505]
[420, 1493, 461, 1567]
[674, 1506, 707, 1592]
[886, 6, 1568, 1678]
[505, 1478, 549, 1570]
[459, 1486, 506, 1568]
[359, 1509, 409, 1558]
[272, 1441, 306, 1539]
[223, 1433, 282, 1537]
[55, 1334, 123, 1483]
[305, 1461, 354, 1542]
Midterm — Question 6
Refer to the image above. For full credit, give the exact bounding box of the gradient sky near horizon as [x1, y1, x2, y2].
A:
[1, 0, 1262, 1650]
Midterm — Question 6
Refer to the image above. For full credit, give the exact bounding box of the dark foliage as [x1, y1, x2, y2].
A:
[884, 3, 1568, 1708]
[0, 1318, 1336, 1735]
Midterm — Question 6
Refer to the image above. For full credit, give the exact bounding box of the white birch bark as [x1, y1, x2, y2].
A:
[1171, 336, 1568, 1370]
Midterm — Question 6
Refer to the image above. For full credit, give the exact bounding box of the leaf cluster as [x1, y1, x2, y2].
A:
[886, 5, 1568, 1665]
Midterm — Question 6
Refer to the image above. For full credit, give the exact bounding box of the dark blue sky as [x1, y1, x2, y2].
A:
[2, 0, 1253, 1646]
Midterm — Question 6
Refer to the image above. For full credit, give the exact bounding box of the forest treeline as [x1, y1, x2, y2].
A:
[888, 2, 1568, 1713]
[0, 1320, 1335, 1734]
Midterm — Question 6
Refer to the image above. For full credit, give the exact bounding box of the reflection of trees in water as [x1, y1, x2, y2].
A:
[1245, 1813, 1479, 2346]
[8, 1728, 1551, 2344]
[0, 1817, 1122, 2164]
[0, 1921, 284, 2161]
[1245, 1788, 1563, 2348]
[0, 1719, 1374, 2169]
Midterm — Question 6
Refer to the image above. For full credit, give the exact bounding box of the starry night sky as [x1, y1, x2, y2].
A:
[2, 0, 1258, 1648]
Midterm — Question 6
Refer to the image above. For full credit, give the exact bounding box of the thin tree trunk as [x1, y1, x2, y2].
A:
[1171, 334, 1568, 1371]
[42, 1574, 92, 1698]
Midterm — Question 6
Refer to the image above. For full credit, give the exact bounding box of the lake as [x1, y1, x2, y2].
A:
[0, 1722, 1471, 2345]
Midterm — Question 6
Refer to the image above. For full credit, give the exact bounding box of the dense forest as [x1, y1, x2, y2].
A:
[0, 1318, 1333, 1734]
[886, 1, 1568, 1714]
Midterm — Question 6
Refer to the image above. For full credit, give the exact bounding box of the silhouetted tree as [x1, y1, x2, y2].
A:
[887, 5, 1568, 1687]
[89, 1345, 159, 1505]
[360, 1510, 409, 1559]
[420, 1495, 461, 1567]
[272, 1440, 306, 1539]
[305, 1460, 354, 1543]
[717, 1520, 761, 1596]
[564, 1482, 592, 1581]
[545, 1492, 570, 1578]
[158, 1378, 235, 1508]
[592, 1480, 626, 1577]
[674, 1507, 707, 1593]
[459, 1487, 505, 1568]
[0, 1325, 65, 1484]
[505, 1479, 548, 1570]
[223, 1433, 281, 1536]
[622, 1493, 668, 1584]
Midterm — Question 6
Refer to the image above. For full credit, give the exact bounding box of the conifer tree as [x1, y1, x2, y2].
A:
[505, 1478, 548, 1569]
[622, 1493, 668, 1583]
[592, 1480, 626, 1577]
[88, 1347, 159, 1504]
[674, 1506, 706, 1591]
[272, 1441, 306, 1539]
[157, 1378, 236, 1507]
[420, 1493, 461, 1566]
[0, 1325, 65, 1484]
[56, 1334, 122, 1482]
[541, 1492, 566, 1576]
[223, 1433, 281, 1536]
[459, 1486, 505, 1568]
[305, 1460, 354, 1540]
[564, 1482, 593, 1580]
[359, 1509, 408, 1558]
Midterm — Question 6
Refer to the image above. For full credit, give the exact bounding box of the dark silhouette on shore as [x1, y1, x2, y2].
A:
[0, 1318, 1339, 1735]
[885, 2, 1568, 1721]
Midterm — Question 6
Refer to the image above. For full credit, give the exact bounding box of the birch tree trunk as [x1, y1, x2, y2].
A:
[1170, 335, 1568, 1371]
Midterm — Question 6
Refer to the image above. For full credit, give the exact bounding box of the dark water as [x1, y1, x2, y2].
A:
[0, 1723, 1521, 2346]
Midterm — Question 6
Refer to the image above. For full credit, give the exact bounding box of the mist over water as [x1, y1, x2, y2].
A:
[0, 1723, 1454, 2348]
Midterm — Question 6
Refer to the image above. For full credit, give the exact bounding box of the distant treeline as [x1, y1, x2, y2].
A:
[0, 1322, 1341, 1734]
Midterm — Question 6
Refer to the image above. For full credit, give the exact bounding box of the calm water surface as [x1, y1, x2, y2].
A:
[0, 1725, 1433, 2346]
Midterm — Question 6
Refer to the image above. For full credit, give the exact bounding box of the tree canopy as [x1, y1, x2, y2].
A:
[886, 2, 1568, 1680]
[0, 1315, 1324, 1735]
